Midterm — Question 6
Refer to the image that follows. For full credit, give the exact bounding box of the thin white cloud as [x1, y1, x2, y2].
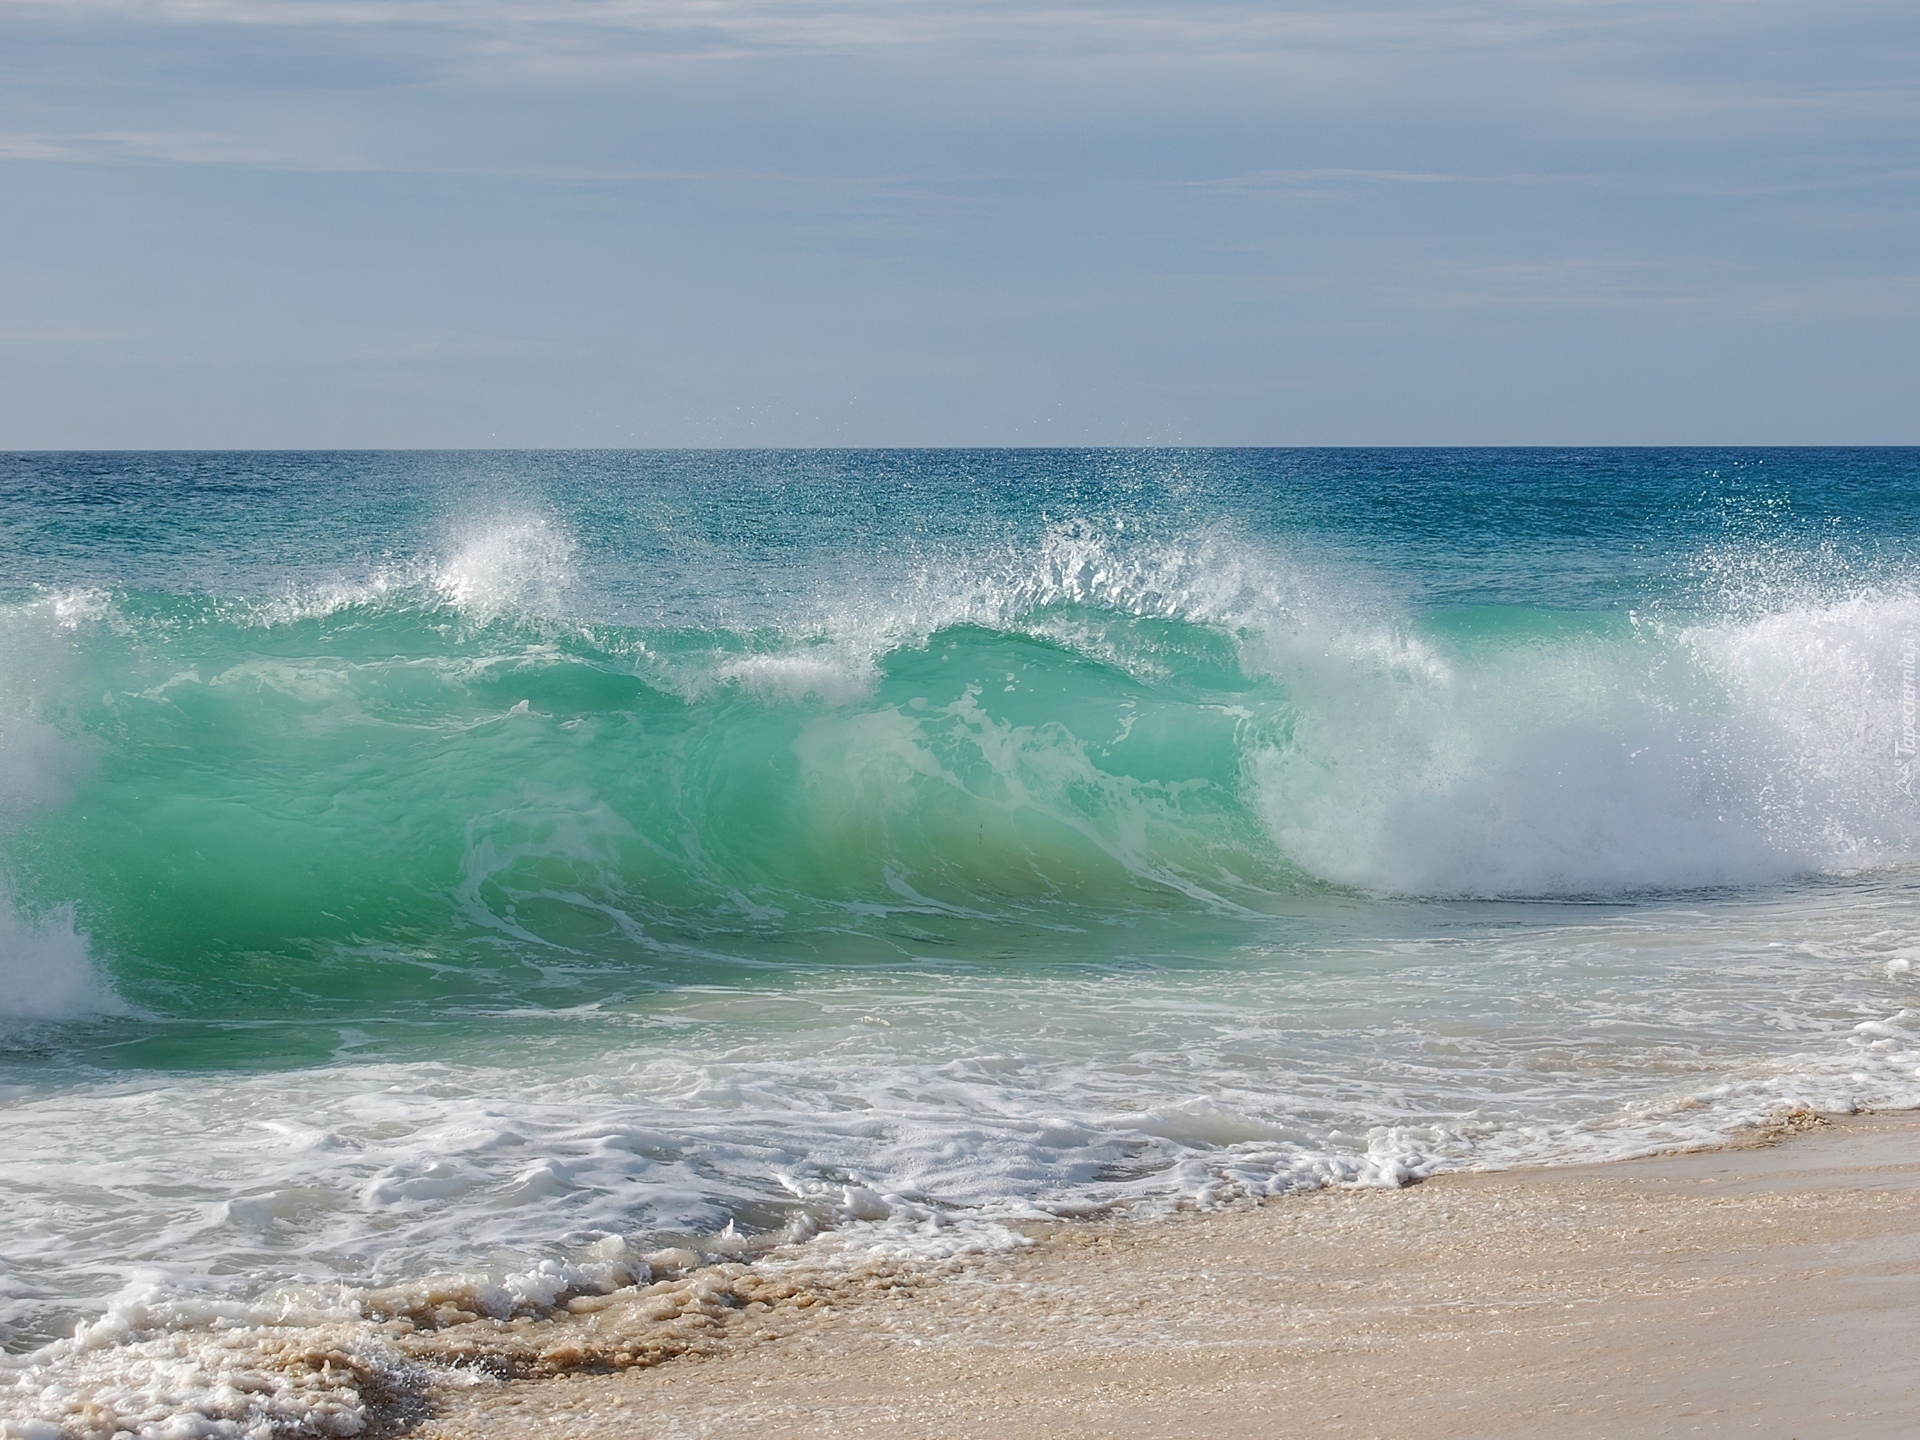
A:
[0, 0, 1893, 63]
[0, 0, 1903, 148]
[0, 133, 79, 160]
[0, 125, 1040, 193]
[1200, 167, 1548, 195]
[1201, 164, 1920, 199]
[0, 127, 376, 168]
[0, 325, 121, 342]
[1383, 255, 1920, 319]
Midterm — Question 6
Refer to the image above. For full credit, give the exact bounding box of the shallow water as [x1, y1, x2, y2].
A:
[5, 448, 1920, 1434]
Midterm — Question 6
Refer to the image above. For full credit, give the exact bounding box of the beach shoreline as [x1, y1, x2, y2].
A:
[11, 451, 1920, 1440]
[392, 1108, 1920, 1440]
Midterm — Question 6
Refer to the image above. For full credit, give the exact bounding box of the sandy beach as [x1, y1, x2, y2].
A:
[384, 1110, 1920, 1440]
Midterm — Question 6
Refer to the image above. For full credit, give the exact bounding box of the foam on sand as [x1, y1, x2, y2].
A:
[0, 1213, 1030, 1439]
[415, 1111, 1920, 1440]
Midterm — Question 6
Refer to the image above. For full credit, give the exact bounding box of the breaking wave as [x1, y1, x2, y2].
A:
[0, 519, 1915, 1012]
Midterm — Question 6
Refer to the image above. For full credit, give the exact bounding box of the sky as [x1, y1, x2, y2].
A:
[0, 0, 1915, 447]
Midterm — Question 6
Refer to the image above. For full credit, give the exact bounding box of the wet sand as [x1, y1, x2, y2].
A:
[410, 1111, 1920, 1439]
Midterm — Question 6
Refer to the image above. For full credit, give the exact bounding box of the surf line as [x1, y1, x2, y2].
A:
[1899, 633, 1917, 796]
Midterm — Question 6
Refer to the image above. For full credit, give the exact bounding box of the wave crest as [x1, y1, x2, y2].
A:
[7, 526, 1920, 954]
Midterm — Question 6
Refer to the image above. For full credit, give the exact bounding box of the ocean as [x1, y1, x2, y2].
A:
[5, 447, 1920, 1435]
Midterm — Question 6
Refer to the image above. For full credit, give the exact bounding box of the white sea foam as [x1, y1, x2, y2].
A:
[0, 598, 124, 1027]
[0, 894, 122, 1024]
[630, 519, 1347, 707]
[219, 514, 579, 632]
[0, 593, 107, 821]
[703, 521, 1920, 898]
[0, 1206, 1033, 1440]
[1249, 589, 1920, 897]
[433, 515, 577, 623]
[7, 887, 1920, 1433]
[2, 1292, 379, 1440]
[786, 519, 1917, 898]
[711, 649, 878, 705]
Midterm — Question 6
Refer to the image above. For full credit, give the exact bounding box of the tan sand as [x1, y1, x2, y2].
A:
[407, 1111, 1920, 1439]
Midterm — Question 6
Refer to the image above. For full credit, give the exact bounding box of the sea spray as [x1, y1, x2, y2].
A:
[0, 892, 120, 1024]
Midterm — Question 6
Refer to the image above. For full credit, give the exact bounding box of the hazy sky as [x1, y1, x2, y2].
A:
[1, 0, 1915, 446]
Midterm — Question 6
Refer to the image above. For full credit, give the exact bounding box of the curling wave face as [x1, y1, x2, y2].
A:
[4, 512, 1917, 1026]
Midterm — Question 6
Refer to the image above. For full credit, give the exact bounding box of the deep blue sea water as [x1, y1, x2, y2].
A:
[6, 449, 1920, 1433]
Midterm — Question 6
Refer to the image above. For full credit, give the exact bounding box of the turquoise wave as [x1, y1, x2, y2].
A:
[2, 588, 1315, 1025]
[6, 559, 1918, 1039]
